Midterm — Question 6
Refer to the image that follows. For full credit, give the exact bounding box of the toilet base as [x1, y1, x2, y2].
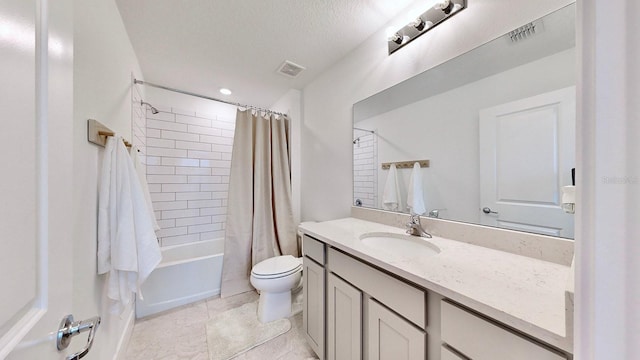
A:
[257, 290, 292, 323]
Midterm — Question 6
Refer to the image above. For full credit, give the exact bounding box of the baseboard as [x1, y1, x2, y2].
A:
[113, 307, 135, 360]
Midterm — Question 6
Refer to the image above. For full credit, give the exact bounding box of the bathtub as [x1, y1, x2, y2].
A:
[136, 239, 224, 318]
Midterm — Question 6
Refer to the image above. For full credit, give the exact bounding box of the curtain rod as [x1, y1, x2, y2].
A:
[133, 79, 286, 117]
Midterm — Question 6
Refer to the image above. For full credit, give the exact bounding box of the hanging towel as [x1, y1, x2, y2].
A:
[130, 146, 160, 231]
[97, 136, 162, 314]
[382, 163, 402, 211]
[407, 162, 427, 215]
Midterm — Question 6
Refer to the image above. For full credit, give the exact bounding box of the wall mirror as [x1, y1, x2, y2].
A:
[352, 4, 576, 239]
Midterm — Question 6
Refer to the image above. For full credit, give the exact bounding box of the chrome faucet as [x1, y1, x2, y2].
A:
[406, 214, 432, 238]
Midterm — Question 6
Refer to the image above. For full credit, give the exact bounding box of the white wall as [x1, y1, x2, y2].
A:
[301, 0, 574, 222]
[72, 0, 144, 358]
[358, 48, 575, 224]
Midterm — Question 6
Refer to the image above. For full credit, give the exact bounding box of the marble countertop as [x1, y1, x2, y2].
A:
[299, 217, 572, 353]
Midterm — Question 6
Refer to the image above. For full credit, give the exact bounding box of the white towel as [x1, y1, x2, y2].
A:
[382, 163, 402, 211]
[98, 136, 162, 314]
[130, 146, 160, 231]
[407, 162, 426, 215]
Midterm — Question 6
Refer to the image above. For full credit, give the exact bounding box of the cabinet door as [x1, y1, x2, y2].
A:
[328, 273, 362, 360]
[441, 346, 466, 360]
[303, 257, 325, 359]
[368, 299, 426, 360]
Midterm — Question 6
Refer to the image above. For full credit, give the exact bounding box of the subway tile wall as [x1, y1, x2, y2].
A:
[131, 85, 147, 155]
[353, 131, 377, 208]
[145, 107, 235, 247]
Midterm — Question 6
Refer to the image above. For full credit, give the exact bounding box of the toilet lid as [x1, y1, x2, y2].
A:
[251, 255, 302, 278]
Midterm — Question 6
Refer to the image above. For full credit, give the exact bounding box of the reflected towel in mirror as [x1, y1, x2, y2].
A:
[382, 163, 402, 211]
[407, 162, 427, 215]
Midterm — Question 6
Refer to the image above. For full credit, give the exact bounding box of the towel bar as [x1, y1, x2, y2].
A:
[88, 119, 133, 148]
[381, 160, 429, 170]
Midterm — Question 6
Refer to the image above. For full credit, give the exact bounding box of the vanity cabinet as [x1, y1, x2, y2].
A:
[327, 247, 427, 360]
[441, 300, 567, 360]
[303, 235, 326, 359]
[302, 233, 570, 360]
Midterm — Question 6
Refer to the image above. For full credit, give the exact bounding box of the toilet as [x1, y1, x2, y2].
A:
[250, 255, 303, 323]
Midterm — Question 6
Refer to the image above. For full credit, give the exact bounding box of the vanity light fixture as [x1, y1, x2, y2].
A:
[388, 0, 466, 55]
[389, 32, 404, 45]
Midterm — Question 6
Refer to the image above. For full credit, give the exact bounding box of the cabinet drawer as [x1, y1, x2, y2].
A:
[328, 248, 426, 329]
[441, 301, 566, 360]
[303, 235, 325, 264]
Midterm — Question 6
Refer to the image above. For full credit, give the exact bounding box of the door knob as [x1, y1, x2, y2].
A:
[482, 207, 498, 214]
[57, 314, 101, 360]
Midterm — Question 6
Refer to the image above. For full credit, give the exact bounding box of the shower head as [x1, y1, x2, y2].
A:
[141, 100, 159, 114]
[353, 137, 360, 145]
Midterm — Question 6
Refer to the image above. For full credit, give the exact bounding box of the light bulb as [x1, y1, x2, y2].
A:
[389, 32, 403, 44]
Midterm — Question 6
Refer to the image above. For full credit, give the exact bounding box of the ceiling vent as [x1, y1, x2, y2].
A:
[277, 60, 306, 78]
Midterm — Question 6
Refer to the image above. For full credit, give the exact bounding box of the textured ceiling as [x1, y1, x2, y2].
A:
[115, 0, 418, 108]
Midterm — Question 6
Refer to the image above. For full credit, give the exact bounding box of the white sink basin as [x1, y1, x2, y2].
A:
[360, 232, 440, 259]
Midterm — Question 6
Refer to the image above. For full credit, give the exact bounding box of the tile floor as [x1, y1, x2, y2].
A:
[124, 291, 317, 360]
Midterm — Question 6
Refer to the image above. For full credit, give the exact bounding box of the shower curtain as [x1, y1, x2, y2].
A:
[220, 109, 298, 297]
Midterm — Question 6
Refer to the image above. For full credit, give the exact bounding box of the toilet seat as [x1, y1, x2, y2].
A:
[251, 255, 302, 279]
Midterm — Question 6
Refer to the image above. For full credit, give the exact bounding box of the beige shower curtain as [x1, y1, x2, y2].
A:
[220, 109, 298, 297]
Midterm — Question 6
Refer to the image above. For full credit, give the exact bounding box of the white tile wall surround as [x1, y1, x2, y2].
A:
[162, 209, 200, 219]
[146, 107, 235, 247]
[200, 135, 232, 145]
[175, 140, 211, 151]
[353, 131, 378, 208]
[175, 114, 211, 126]
[146, 129, 161, 138]
[147, 166, 175, 175]
[175, 192, 212, 201]
[148, 119, 187, 132]
[161, 130, 200, 142]
[172, 108, 195, 116]
[162, 234, 200, 247]
[147, 175, 188, 184]
[161, 157, 200, 167]
[151, 193, 176, 202]
[162, 183, 200, 193]
[146, 111, 175, 122]
[146, 156, 162, 165]
[188, 150, 222, 160]
[176, 216, 212, 227]
[175, 167, 211, 175]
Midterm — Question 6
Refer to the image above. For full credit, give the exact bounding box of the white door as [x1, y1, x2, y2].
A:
[479, 87, 575, 238]
[1, 0, 79, 358]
